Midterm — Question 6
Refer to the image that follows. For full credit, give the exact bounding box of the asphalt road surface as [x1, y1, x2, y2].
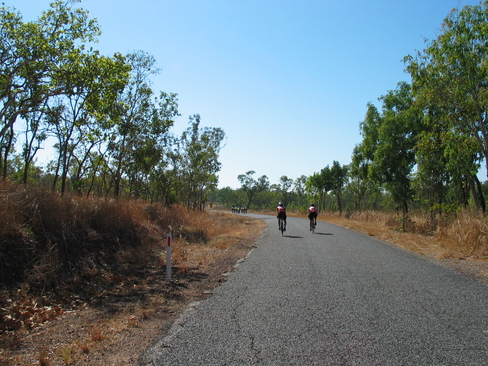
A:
[140, 213, 488, 365]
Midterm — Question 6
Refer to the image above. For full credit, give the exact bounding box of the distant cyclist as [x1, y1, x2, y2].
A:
[308, 203, 318, 230]
[277, 202, 287, 231]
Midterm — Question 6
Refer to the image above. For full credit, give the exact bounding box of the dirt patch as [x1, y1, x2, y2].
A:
[0, 214, 266, 366]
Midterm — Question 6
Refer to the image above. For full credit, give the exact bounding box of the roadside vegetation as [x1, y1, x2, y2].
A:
[317, 210, 488, 259]
[0, 180, 265, 364]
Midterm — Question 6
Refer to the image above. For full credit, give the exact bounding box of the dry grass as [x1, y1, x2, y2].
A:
[315, 210, 488, 260]
[171, 212, 256, 268]
[0, 179, 266, 365]
[435, 211, 488, 258]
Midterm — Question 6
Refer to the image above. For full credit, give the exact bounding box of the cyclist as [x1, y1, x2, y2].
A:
[308, 203, 318, 230]
[277, 202, 287, 231]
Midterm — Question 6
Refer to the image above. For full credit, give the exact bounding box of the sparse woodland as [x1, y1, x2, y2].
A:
[3, 1, 488, 364]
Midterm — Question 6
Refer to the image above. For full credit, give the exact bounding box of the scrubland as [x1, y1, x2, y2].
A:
[316, 210, 488, 259]
[1, 179, 487, 365]
[0, 180, 265, 365]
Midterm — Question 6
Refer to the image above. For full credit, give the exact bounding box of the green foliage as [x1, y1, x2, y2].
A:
[237, 170, 270, 208]
[0, 3, 226, 207]
[404, 2, 488, 213]
[177, 114, 226, 210]
[3, 1, 488, 220]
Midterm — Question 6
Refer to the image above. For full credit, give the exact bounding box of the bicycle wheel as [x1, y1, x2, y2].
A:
[309, 219, 315, 233]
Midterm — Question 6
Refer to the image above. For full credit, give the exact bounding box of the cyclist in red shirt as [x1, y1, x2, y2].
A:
[277, 202, 287, 231]
[308, 203, 318, 229]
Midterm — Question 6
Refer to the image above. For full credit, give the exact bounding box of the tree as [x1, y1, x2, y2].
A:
[106, 51, 178, 198]
[210, 186, 241, 208]
[308, 161, 349, 215]
[327, 161, 349, 215]
[275, 175, 294, 206]
[47, 51, 129, 194]
[0, 0, 101, 144]
[350, 103, 384, 210]
[293, 175, 309, 208]
[412, 120, 451, 214]
[369, 82, 422, 227]
[306, 171, 328, 211]
[404, 2, 488, 181]
[18, 106, 48, 184]
[237, 171, 269, 209]
[179, 115, 226, 210]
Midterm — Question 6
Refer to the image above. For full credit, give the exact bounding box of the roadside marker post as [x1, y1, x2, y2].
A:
[166, 233, 172, 282]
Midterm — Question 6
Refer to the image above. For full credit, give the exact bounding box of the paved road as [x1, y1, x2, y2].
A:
[140, 214, 488, 365]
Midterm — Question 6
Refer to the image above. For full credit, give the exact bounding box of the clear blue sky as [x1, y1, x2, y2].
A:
[12, 0, 484, 188]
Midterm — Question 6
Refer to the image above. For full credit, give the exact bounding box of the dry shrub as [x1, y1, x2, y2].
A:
[0, 181, 23, 237]
[170, 212, 260, 269]
[340, 211, 434, 235]
[436, 210, 488, 258]
[89, 325, 106, 342]
[0, 182, 168, 288]
[38, 347, 51, 366]
[78, 342, 90, 354]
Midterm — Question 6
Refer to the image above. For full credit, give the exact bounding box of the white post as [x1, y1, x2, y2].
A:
[166, 233, 172, 282]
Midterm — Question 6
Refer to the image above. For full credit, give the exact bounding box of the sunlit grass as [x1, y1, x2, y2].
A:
[317, 210, 488, 259]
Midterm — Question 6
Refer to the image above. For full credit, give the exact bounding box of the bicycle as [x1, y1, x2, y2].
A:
[309, 218, 316, 233]
[279, 218, 286, 236]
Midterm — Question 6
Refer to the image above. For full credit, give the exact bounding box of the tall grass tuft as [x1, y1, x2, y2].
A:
[436, 210, 488, 257]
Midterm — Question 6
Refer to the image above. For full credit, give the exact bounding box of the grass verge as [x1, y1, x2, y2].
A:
[0, 181, 267, 365]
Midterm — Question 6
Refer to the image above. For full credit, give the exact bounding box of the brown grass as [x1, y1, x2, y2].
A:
[38, 347, 51, 366]
[0, 180, 267, 365]
[314, 210, 488, 260]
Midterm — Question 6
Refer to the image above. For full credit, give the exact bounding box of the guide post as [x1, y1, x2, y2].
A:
[166, 233, 172, 282]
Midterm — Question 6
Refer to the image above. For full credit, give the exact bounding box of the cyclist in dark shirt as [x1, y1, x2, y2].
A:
[277, 202, 287, 231]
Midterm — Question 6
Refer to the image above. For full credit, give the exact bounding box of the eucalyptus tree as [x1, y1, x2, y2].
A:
[309, 161, 349, 214]
[306, 171, 328, 210]
[350, 147, 378, 211]
[413, 109, 484, 213]
[350, 103, 384, 210]
[356, 103, 382, 168]
[293, 175, 309, 208]
[0, 0, 101, 161]
[274, 175, 294, 207]
[17, 103, 49, 183]
[404, 2, 488, 180]
[369, 82, 422, 227]
[328, 161, 349, 214]
[237, 170, 270, 209]
[443, 131, 485, 211]
[178, 114, 226, 210]
[151, 136, 182, 206]
[46, 51, 129, 194]
[107, 51, 178, 198]
[125, 91, 179, 200]
[0, 120, 15, 178]
[209, 186, 241, 209]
